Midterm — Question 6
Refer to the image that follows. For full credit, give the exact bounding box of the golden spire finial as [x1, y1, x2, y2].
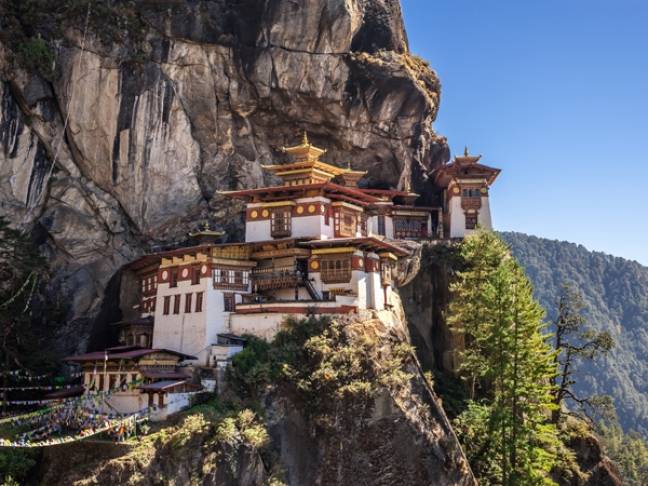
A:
[404, 178, 412, 192]
[302, 130, 309, 146]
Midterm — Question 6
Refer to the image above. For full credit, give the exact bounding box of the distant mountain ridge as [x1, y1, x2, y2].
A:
[501, 232, 648, 436]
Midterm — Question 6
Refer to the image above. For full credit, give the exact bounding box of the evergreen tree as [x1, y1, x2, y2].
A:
[450, 231, 560, 485]
[597, 418, 648, 485]
[551, 284, 614, 424]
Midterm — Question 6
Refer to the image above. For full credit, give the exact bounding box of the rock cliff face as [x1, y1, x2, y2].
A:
[37, 309, 475, 486]
[0, 0, 447, 354]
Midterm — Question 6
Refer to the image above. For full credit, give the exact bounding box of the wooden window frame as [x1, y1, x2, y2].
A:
[334, 209, 357, 237]
[393, 217, 428, 239]
[320, 256, 352, 284]
[170, 268, 178, 288]
[465, 213, 478, 230]
[270, 208, 292, 237]
[173, 294, 181, 314]
[195, 292, 204, 313]
[191, 267, 201, 285]
[185, 293, 193, 313]
[163, 296, 171, 315]
[224, 293, 236, 312]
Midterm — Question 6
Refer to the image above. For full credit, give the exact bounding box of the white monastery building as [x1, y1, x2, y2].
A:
[65, 135, 500, 419]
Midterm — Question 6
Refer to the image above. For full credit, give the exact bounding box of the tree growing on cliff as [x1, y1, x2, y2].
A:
[449, 231, 560, 485]
[551, 284, 614, 424]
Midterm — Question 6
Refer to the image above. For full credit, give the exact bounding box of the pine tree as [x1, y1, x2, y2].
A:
[450, 231, 560, 485]
[551, 284, 614, 424]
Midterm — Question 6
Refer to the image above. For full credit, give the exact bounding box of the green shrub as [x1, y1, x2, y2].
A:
[17, 37, 54, 78]
[227, 316, 414, 426]
[0, 448, 38, 485]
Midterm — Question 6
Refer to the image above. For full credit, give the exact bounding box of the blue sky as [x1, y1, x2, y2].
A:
[401, 0, 648, 264]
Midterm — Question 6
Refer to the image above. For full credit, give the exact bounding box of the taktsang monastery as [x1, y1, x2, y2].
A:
[65, 135, 500, 419]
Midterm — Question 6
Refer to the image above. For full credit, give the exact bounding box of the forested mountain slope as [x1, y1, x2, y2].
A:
[501, 232, 648, 436]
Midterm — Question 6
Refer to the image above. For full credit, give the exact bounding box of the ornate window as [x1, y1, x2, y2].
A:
[270, 209, 292, 237]
[334, 209, 357, 237]
[214, 268, 230, 285]
[462, 188, 481, 198]
[214, 268, 249, 290]
[320, 257, 352, 284]
[393, 217, 428, 239]
[461, 187, 482, 210]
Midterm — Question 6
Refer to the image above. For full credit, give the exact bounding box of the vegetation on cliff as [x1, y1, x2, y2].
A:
[448, 231, 560, 484]
[501, 232, 648, 437]
[227, 316, 414, 424]
[501, 231, 648, 483]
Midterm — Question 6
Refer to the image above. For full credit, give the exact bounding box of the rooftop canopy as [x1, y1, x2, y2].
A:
[260, 132, 365, 186]
[433, 147, 501, 187]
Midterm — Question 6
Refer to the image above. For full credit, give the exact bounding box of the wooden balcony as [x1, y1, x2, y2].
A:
[251, 266, 301, 290]
[321, 269, 352, 284]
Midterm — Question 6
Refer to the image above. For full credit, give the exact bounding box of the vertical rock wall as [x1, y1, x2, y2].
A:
[0, 0, 448, 354]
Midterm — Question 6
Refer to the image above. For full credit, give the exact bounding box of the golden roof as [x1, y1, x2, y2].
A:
[454, 146, 482, 165]
[188, 222, 225, 238]
[262, 132, 366, 182]
[280, 131, 327, 162]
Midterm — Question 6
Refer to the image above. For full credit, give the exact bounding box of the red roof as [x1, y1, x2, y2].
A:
[64, 347, 196, 363]
[360, 188, 418, 197]
[300, 237, 410, 256]
[138, 380, 188, 392]
[433, 157, 500, 187]
[140, 370, 191, 380]
[220, 182, 382, 204]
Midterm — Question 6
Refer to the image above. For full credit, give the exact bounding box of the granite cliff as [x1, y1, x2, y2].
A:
[0, 0, 447, 355]
[0, 2, 476, 484]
